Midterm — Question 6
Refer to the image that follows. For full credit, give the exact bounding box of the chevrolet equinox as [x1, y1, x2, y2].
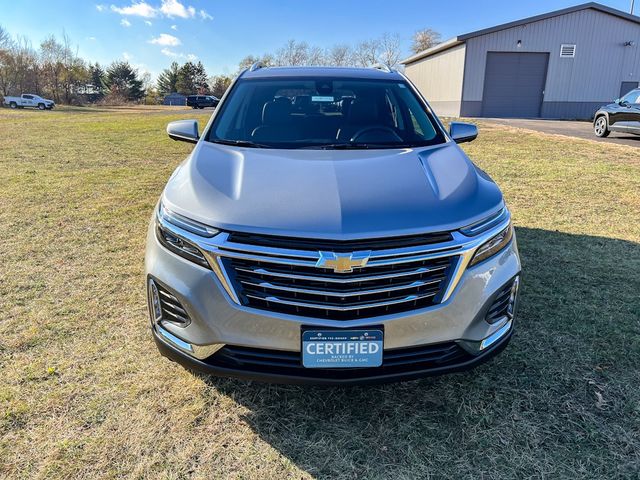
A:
[145, 64, 521, 385]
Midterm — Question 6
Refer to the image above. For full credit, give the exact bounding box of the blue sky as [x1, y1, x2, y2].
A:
[1, 0, 635, 78]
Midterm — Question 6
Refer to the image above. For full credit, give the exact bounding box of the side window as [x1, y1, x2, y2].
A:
[23, 95, 32, 100]
[409, 111, 425, 136]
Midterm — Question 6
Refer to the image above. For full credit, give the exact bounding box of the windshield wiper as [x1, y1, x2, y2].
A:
[210, 139, 270, 148]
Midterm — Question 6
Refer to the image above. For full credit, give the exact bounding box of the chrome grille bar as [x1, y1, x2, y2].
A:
[239, 278, 442, 298]
[234, 264, 447, 284]
[246, 291, 439, 312]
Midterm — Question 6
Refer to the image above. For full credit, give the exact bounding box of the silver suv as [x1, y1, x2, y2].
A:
[146, 65, 521, 384]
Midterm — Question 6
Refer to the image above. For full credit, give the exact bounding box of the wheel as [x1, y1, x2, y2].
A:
[594, 116, 610, 137]
[38, 103, 45, 110]
[9, 102, 17, 109]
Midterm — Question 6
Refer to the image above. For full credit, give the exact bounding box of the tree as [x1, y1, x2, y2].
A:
[176, 61, 197, 94]
[104, 61, 144, 101]
[378, 33, 401, 68]
[88, 63, 106, 95]
[209, 74, 231, 98]
[157, 61, 180, 94]
[192, 61, 209, 93]
[275, 40, 309, 66]
[327, 44, 354, 67]
[353, 39, 379, 67]
[0, 26, 12, 95]
[307, 46, 326, 66]
[411, 28, 441, 54]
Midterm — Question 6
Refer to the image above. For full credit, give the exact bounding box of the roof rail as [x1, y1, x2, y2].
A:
[372, 63, 394, 73]
[249, 61, 265, 72]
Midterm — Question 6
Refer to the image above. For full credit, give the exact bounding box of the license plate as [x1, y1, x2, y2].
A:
[302, 329, 383, 368]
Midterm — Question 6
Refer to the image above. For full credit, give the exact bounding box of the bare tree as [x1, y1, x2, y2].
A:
[327, 44, 354, 67]
[353, 39, 379, 67]
[275, 40, 309, 66]
[378, 33, 402, 67]
[0, 25, 15, 95]
[411, 28, 441, 54]
[307, 45, 326, 66]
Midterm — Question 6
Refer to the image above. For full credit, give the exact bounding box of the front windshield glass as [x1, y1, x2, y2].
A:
[621, 89, 640, 105]
[206, 77, 446, 149]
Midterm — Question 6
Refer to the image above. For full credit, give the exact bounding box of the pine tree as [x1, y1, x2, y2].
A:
[157, 61, 180, 95]
[192, 61, 209, 94]
[104, 61, 144, 102]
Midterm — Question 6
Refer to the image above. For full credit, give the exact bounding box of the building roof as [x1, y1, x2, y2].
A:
[241, 66, 404, 80]
[401, 2, 640, 65]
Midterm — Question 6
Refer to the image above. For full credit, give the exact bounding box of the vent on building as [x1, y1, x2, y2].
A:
[560, 44, 576, 58]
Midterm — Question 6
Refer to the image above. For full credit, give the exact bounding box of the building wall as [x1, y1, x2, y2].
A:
[460, 8, 640, 119]
[404, 44, 466, 117]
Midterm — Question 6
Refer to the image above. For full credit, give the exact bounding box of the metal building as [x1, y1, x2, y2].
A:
[401, 2, 640, 119]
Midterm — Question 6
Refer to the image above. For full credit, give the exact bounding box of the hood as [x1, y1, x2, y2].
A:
[162, 141, 504, 239]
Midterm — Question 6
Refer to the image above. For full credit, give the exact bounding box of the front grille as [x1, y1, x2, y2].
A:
[206, 342, 471, 379]
[221, 234, 458, 320]
[156, 283, 190, 325]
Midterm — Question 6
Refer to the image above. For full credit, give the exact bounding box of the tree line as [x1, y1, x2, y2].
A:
[0, 24, 440, 105]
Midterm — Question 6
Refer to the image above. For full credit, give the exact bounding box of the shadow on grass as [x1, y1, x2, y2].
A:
[200, 227, 640, 478]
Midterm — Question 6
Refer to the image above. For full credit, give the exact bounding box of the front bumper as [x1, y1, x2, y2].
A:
[145, 219, 521, 384]
[153, 324, 513, 385]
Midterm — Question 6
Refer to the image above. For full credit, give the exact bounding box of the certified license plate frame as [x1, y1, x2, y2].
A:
[301, 328, 384, 369]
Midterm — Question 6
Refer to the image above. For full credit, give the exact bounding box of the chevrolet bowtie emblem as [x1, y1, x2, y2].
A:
[316, 251, 371, 273]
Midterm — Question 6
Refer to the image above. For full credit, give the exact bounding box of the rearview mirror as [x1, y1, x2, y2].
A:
[449, 122, 478, 144]
[167, 120, 199, 144]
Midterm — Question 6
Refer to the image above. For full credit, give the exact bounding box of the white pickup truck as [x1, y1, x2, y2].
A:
[3, 94, 55, 110]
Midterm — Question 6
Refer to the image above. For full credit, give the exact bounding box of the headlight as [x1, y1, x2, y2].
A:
[155, 203, 218, 268]
[469, 222, 514, 266]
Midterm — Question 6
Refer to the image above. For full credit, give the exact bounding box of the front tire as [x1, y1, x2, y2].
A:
[38, 103, 45, 110]
[9, 102, 17, 109]
[594, 116, 610, 138]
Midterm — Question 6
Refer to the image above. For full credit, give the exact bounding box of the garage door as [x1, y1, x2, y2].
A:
[481, 52, 549, 118]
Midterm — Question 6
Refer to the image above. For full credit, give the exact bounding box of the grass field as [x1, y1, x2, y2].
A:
[1, 106, 639, 479]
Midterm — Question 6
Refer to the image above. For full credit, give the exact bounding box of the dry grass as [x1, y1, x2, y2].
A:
[1, 106, 639, 479]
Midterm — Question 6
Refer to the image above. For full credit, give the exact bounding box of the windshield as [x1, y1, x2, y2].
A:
[621, 89, 640, 105]
[206, 77, 446, 149]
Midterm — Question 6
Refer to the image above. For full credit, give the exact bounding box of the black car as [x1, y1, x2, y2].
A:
[593, 88, 640, 138]
[186, 95, 220, 109]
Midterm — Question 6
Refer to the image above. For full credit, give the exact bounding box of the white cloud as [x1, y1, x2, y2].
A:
[170, 24, 178, 30]
[87, 36, 97, 41]
[159, 48, 195, 61]
[199, 9, 213, 20]
[123, 51, 132, 61]
[111, 1, 157, 17]
[160, 48, 179, 57]
[96, 4, 106, 12]
[120, 18, 132, 27]
[150, 33, 181, 46]
[144, 20, 152, 25]
[160, 0, 195, 18]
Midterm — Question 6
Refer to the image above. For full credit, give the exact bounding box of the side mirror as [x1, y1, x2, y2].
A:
[449, 122, 478, 144]
[167, 120, 199, 144]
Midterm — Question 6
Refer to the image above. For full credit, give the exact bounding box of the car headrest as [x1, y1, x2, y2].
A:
[262, 101, 290, 125]
[348, 100, 378, 124]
